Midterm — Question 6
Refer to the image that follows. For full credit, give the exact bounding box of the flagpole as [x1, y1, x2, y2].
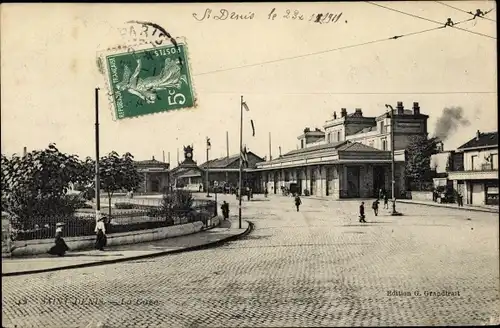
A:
[226, 131, 229, 186]
[206, 137, 210, 197]
[238, 96, 244, 229]
[269, 132, 272, 161]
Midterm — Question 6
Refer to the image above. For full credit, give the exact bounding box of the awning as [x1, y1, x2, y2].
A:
[177, 173, 202, 178]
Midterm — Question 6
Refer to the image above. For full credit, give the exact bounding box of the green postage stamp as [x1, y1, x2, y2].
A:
[99, 40, 196, 120]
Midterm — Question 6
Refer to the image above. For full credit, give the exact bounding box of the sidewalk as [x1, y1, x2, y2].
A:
[397, 199, 499, 213]
[2, 219, 251, 277]
[285, 194, 498, 213]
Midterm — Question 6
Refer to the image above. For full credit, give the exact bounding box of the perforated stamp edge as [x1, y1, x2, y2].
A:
[96, 37, 198, 121]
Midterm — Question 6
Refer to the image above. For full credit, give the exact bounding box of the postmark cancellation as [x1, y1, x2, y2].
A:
[97, 38, 196, 120]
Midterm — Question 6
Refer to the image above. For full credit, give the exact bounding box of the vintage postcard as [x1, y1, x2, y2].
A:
[1, 2, 498, 328]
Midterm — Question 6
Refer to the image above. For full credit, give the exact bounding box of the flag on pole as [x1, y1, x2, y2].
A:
[242, 101, 250, 112]
[242, 100, 255, 137]
[241, 146, 249, 167]
[206, 137, 211, 150]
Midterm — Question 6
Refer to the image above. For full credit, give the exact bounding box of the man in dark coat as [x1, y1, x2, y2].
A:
[372, 199, 379, 216]
[221, 201, 229, 220]
[383, 193, 389, 209]
[294, 195, 302, 212]
[359, 202, 366, 223]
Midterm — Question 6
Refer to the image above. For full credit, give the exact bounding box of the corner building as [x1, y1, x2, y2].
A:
[255, 102, 429, 199]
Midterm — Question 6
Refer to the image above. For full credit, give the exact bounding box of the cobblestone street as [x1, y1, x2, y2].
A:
[2, 194, 499, 327]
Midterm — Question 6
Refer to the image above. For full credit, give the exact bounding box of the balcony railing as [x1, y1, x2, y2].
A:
[450, 164, 497, 172]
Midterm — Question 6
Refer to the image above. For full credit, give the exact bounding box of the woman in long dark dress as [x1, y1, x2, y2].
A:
[47, 223, 69, 256]
[95, 216, 107, 251]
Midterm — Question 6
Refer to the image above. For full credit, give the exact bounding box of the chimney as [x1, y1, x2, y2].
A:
[152, 156, 155, 160]
[413, 102, 420, 115]
[341, 108, 347, 118]
[333, 111, 337, 119]
[23, 147, 27, 156]
[355, 108, 363, 116]
[476, 130, 481, 140]
[397, 101, 404, 115]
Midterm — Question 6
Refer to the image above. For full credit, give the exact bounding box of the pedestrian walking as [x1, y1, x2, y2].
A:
[246, 187, 251, 201]
[457, 193, 464, 207]
[95, 216, 107, 251]
[294, 195, 302, 212]
[359, 202, 366, 223]
[221, 201, 229, 220]
[372, 199, 379, 216]
[383, 192, 389, 209]
[264, 187, 268, 198]
[378, 188, 384, 200]
[47, 223, 69, 256]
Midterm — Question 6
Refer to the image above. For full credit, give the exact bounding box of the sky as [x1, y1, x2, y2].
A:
[1, 2, 497, 167]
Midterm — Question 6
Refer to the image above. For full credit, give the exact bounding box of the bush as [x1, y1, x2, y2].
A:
[81, 186, 95, 201]
[114, 202, 135, 209]
[154, 189, 195, 219]
[303, 189, 310, 196]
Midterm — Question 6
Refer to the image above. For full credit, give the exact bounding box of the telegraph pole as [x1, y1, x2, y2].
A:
[238, 96, 244, 229]
[95, 88, 101, 221]
[385, 104, 402, 216]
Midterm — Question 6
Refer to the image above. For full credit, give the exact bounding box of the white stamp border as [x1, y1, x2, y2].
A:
[96, 37, 198, 121]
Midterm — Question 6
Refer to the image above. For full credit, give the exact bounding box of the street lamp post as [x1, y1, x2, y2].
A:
[206, 138, 211, 198]
[385, 104, 402, 216]
[95, 87, 101, 222]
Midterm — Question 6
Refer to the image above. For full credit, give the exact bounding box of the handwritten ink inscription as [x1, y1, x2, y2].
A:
[268, 8, 343, 24]
[193, 9, 255, 21]
[192, 8, 344, 24]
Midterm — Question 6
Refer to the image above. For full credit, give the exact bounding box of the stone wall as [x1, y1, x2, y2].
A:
[8, 221, 211, 257]
[411, 191, 433, 201]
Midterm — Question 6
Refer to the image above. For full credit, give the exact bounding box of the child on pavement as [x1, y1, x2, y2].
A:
[359, 202, 366, 223]
[384, 193, 389, 209]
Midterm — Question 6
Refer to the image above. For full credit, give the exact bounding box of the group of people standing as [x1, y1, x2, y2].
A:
[47, 215, 108, 257]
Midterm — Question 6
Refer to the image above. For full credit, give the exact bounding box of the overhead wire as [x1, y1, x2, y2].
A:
[194, 25, 445, 77]
[195, 91, 496, 95]
[435, 1, 496, 22]
[365, 1, 496, 39]
[194, 4, 494, 78]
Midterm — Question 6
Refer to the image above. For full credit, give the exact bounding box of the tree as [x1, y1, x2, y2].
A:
[86, 152, 142, 217]
[1, 144, 91, 225]
[405, 136, 440, 190]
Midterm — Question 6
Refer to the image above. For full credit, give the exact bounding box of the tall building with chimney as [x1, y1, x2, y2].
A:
[254, 101, 429, 199]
